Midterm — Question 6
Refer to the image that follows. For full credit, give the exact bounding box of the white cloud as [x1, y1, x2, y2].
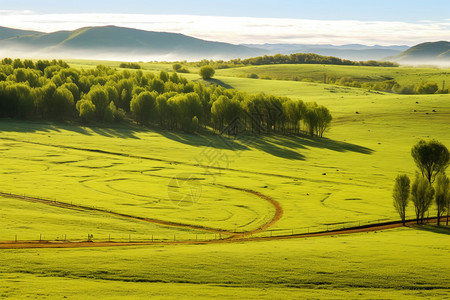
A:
[1, 11, 449, 45]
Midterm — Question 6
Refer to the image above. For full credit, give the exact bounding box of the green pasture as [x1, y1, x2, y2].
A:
[1, 228, 449, 299]
[1, 62, 449, 298]
[215, 64, 450, 86]
[1, 76, 449, 235]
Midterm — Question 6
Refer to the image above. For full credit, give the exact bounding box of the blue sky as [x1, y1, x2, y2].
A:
[4, 0, 449, 22]
[1, 0, 449, 45]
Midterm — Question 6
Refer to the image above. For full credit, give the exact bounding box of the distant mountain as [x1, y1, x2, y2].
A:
[393, 41, 450, 64]
[243, 43, 409, 61]
[0, 26, 42, 40]
[0, 25, 265, 61]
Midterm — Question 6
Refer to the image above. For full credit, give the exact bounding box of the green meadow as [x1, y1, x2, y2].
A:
[1, 61, 449, 298]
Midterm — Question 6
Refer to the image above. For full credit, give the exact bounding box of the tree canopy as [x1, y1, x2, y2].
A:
[411, 139, 450, 184]
[0, 57, 332, 137]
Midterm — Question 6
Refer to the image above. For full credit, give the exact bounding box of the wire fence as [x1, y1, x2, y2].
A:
[4, 215, 444, 244]
[1, 191, 446, 244]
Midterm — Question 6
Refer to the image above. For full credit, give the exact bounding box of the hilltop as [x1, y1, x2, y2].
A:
[393, 41, 450, 64]
[0, 25, 264, 61]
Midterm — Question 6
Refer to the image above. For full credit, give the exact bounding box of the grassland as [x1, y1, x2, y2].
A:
[1, 61, 449, 298]
[1, 228, 449, 299]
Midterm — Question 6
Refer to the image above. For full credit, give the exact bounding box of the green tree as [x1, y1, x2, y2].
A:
[411, 139, 450, 184]
[199, 65, 215, 80]
[211, 95, 240, 132]
[76, 99, 96, 123]
[434, 173, 450, 225]
[87, 86, 109, 121]
[316, 105, 332, 137]
[410, 173, 434, 224]
[304, 102, 319, 136]
[49, 87, 75, 119]
[130, 91, 157, 125]
[393, 174, 411, 225]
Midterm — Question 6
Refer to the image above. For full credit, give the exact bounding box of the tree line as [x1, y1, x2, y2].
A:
[0, 58, 332, 137]
[333, 77, 448, 95]
[189, 53, 398, 69]
[393, 139, 450, 225]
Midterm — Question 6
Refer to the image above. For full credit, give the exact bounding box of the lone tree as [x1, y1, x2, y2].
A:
[411, 139, 450, 184]
[199, 65, 215, 80]
[393, 174, 410, 225]
[410, 173, 434, 224]
[434, 173, 450, 225]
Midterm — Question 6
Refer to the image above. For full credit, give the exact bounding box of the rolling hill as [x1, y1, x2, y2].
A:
[0, 25, 264, 61]
[242, 43, 409, 61]
[0, 26, 41, 40]
[393, 41, 450, 64]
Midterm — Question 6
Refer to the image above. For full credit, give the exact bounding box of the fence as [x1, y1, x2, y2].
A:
[1, 191, 445, 244]
[4, 216, 443, 244]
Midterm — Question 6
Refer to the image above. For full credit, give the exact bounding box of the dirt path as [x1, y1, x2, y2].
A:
[0, 218, 439, 249]
[0, 183, 283, 239]
[0, 191, 233, 235]
[215, 184, 283, 237]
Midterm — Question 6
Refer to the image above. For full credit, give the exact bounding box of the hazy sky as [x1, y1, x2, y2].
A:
[1, 0, 449, 45]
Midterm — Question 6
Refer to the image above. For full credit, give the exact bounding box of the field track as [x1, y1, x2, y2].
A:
[0, 186, 440, 249]
[0, 136, 370, 187]
[0, 184, 282, 236]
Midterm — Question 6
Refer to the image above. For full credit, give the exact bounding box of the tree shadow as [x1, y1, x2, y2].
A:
[269, 134, 374, 155]
[414, 224, 450, 235]
[0, 119, 143, 139]
[0, 120, 373, 160]
[243, 135, 306, 160]
[208, 78, 234, 89]
[157, 130, 248, 151]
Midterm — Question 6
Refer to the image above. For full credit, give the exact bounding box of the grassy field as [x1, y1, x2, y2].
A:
[1, 61, 449, 298]
[215, 64, 450, 86]
[1, 228, 449, 299]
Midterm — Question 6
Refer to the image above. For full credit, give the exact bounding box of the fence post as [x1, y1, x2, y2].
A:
[39, 234, 41, 241]
[15, 234, 17, 242]
[109, 234, 111, 242]
[152, 235, 153, 242]
[64, 234, 66, 241]
[129, 234, 131, 242]
[326, 225, 329, 231]
[307, 227, 309, 233]
[174, 234, 176, 241]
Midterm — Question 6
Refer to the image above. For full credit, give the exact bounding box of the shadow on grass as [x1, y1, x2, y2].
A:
[269, 134, 374, 155]
[208, 78, 234, 89]
[0, 119, 373, 160]
[158, 130, 249, 151]
[0, 119, 143, 139]
[414, 224, 450, 235]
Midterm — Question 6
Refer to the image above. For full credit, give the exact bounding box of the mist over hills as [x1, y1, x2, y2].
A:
[0, 25, 449, 65]
[392, 41, 450, 65]
[242, 43, 409, 61]
[0, 25, 264, 61]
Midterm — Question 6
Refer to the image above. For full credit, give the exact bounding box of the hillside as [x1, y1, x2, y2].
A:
[0, 26, 41, 40]
[243, 43, 408, 61]
[0, 25, 264, 61]
[394, 41, 450, 64]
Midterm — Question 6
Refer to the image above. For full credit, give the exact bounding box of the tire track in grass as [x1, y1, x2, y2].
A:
[0, 183, 284, 239]
[0, 191, 233, 235]
[0, 137, 371, 187]
[0, 218, 441, 249]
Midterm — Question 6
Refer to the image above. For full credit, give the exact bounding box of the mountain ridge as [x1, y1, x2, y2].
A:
[393, 41, 450, 64]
